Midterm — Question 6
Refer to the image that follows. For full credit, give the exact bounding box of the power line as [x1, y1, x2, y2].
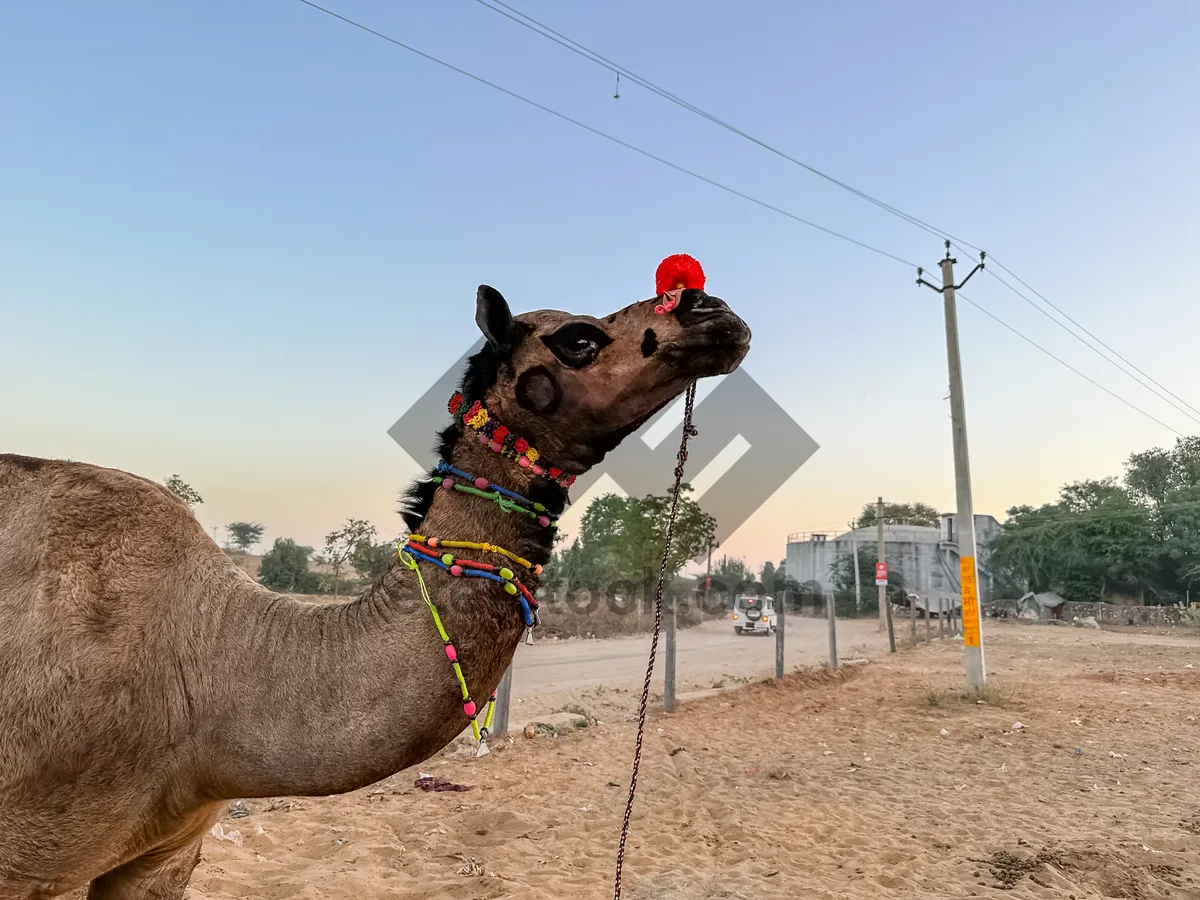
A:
[996, 496, 1200, 530]
[295, 1, 1189, 439]
[974, 265, 1200, 428]
[296, 0, 918, 269]
[956, 291, 1183, 437]
[982, 255, 1200, 420]
[470, 0, 962, 246]
[472, 0, 1200, 424]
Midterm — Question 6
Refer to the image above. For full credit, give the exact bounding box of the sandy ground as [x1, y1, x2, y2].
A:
[174, 620, 1200, 898]
[510, 613, 887, 721]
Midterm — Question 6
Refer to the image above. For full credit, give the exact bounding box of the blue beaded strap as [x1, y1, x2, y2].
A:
[405, 545, 536, 628]
[437, 460, 532, 505]
[433, 460, 557, 527]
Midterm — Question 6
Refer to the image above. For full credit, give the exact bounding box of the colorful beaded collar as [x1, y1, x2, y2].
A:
[434, 460, 557, 528]
[398, 532, 542, 754]
[448, 392, 577, 488]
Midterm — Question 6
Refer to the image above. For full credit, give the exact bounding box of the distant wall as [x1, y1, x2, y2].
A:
[1062, 601, 1183, 627]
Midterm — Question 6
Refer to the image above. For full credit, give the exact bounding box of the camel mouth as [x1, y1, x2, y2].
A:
[662, 314, 752, 377]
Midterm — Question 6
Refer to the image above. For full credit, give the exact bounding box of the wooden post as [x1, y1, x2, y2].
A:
[939, 596, 946, 639]
[776, 592, 787, 679]
[925, 599, 932, 643]
[664, 601, 677, 712]
[825, 591, 838, 669]
[910, 592, 917, 642]
[492, 665, 513, 736]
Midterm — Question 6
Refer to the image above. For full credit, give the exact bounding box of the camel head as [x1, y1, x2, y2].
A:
[402, 254, 750, 530]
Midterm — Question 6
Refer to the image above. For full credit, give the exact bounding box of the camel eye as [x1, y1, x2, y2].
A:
[542, 322, 612, 369]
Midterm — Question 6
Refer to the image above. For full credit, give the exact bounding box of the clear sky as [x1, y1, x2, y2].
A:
[3, 1, 1198, 572]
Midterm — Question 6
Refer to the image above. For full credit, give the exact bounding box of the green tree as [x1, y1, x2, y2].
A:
[259, 538, 320, 593]
[827, 546, 902, 615]
[989, 478, 1157, 602]
[711, 555, 754, 594]
[164, 475, 202, 509]
[760, 560, 777, 595]
[324, 518, 378, 598]
[226, 522, 265, 553]
[546, 485, 716, 600]
[856, 501, 940, 529]
[351, 538, 398, 584]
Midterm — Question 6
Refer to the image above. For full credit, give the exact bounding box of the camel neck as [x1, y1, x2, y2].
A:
[199, 441, 561, 800]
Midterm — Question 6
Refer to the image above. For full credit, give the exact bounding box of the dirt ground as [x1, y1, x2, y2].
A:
[182, 621, 1200, 899]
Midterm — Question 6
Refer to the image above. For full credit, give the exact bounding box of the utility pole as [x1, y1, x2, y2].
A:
[876, 498, 896, 652]
[704, 537, 719, 611]
[918, 242, 987, 691]
[876, 498, 886, 632]
[848, 520, 863, 616]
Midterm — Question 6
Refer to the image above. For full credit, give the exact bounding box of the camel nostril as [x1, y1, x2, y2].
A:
[641, 328, 658, 357]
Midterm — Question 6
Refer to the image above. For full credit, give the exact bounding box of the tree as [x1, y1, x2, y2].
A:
[226, 522, 265, 553]
[324, 518, 378, 598]
[710, 555, 754, 594]
[544, 485, 716, 601]
[989, 478, 1158, 603]
[351, 538, 398, 584]
[828, 546, 902, 615]
[259, 538, 320, 593]
[164, 475, 202, 509]
[760, 561, 777, 595]
[856, 501, 940, 529]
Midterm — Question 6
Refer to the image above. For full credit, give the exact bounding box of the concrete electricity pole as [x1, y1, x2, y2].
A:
[848, 520, 863, 615]
[876, 498, 886, 632]
[918, 241, 987, 691]
[876, 497, 895, 653]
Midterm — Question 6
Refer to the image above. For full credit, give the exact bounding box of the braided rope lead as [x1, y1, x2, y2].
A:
[613, 381, 699, 900]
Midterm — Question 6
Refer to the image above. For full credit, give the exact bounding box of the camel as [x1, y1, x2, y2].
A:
[0, 256, 751, 900]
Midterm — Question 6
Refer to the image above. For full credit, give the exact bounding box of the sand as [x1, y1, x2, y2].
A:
[174, 622, 1200, 898]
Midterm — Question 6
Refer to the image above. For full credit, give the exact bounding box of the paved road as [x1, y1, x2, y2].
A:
[508, 613, 892, 714]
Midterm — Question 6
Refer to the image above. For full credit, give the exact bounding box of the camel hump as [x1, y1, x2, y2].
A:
[0, 455, 217, 630]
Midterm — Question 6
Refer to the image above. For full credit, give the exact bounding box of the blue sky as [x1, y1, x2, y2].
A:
[3, 1, 1198, 569]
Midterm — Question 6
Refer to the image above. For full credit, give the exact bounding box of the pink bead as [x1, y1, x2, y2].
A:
[440, 478, 454, 491]
[532, 464, 544, 475]
[490, 441, 503, 452]
[444, 643, 457, 662]
[539, 515, 551, 527]
[478, 433, 490, 444]
[474, 476, 489, 489]
[518, 455, 531, 468]
[450, 565, 463, 577]
[463, 700, 477, 717]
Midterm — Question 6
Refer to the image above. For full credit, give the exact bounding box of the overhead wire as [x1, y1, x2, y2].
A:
[295, 0, 1189, 439]
[470, 0, 1200, 428]
[956, 290, 1183, 437]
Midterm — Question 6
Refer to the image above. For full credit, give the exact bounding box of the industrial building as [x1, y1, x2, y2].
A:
[784, 514, 1002, 610]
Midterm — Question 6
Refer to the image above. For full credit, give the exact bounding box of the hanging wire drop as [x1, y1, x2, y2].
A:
[612, 381, 698, 899]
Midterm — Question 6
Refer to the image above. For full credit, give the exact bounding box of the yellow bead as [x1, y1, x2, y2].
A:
[499, 567, 514, 580]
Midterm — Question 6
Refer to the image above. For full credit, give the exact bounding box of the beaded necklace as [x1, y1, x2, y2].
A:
[399, 549, 499, 747]
[400, 397, 564, 754]
[448, 392, 577, 488]
[399, 524, 545, 754]
[433, 460, 557, 528]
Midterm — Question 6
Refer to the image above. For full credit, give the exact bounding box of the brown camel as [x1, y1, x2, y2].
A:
[0, 258, 750, 899]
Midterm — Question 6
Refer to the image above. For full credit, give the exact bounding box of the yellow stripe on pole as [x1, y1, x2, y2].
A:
[959, 556, 981, 647]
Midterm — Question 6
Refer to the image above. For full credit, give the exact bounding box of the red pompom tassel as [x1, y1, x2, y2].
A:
[655, 254, 705, 295]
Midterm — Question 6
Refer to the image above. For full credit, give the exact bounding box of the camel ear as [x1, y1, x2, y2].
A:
[476, 285, 516, 352]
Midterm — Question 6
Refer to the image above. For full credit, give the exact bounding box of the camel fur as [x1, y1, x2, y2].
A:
[0, 283, 750, 899]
